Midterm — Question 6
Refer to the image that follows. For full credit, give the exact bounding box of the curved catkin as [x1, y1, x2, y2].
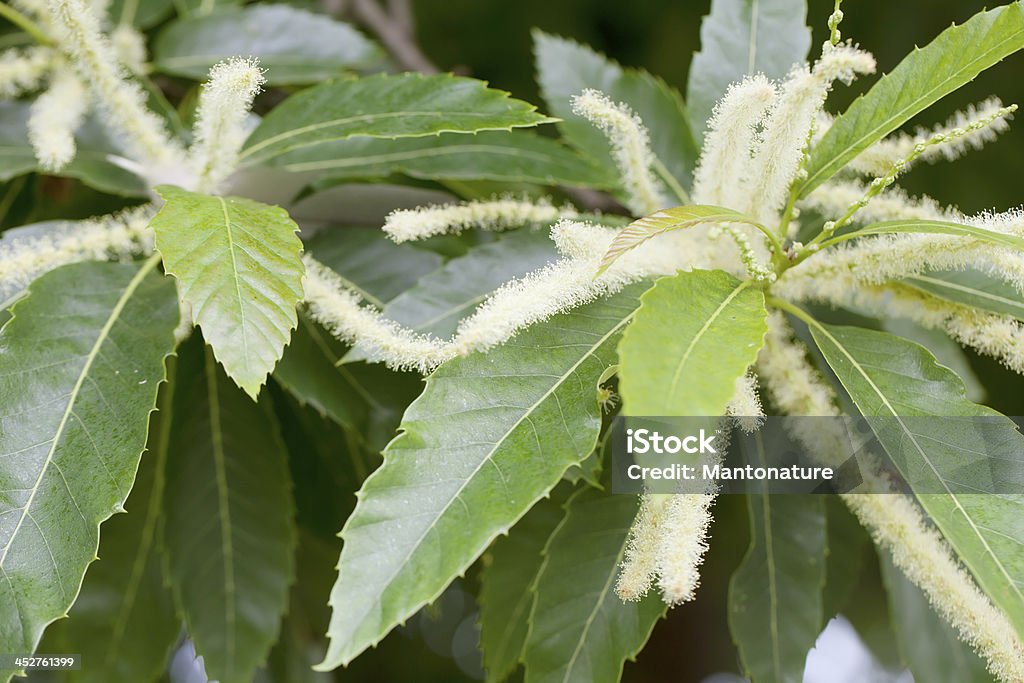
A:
[382, 197, 575, 243]
[28, 68, 86, 171]
[189, 58, 266, 194]
[571, 88, 667, 216]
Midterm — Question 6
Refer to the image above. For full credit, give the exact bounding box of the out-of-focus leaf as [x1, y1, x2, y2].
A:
[729, 434, 826, 683]
[108, 0, 174, 28]
[686, 0, 811, 142]
[316, 284, 650, 670]
[478, 494, 565, 683]
[153, 5, 382, 85]
[618, 269, 767, 416]
[522, 487, 666, 683]
[161, 340, 296, 683]
[305, 226, 444, 307]
[0, 102, 147, 196]
[151, 185, 305, 398]
[241, 73, 556, 166]
[0, 259, 177, 674]
[533, 30, 697, 200]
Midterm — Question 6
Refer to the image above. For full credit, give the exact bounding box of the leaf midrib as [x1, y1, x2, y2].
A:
[0, 255, 159, 579]
[336, 306, 636, 661]
[667, 280, 752, 410]
[814, 323, 1024, 605]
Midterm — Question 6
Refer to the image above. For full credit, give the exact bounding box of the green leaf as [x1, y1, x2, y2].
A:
[479, 495, 565, 683]
[881, 318, 985, 403]
[686, 0, 811, 142]
[832, 219, 1024, 252]
[349, 229, 557, 348]
[279, 130, 616, 190]
[316, 283, 650, 670]
[0, 102, 147, 197]
[0, 259, 178, 669]
[799, 3, 1024, 197]
[153, 5, 383, 85]
[598, 205, 762, 274]
[880, 555, 992, 683]
[305, 226, 444, 307]
[902, 269, 1024, 322]
[533, 30, 698, 200]
[273, 315, 422, 453]
[60, 366, 180, 683]
[619, 270, 768, 416]
[171, 0, 240, 18]
[522, 487, 666, 683]
[241, 73, 556, 166]
[151, 185, 305, 398]
[729, 435, 826, 683]
[161, 340, 297, 683]
[808, 322, 1024, 637]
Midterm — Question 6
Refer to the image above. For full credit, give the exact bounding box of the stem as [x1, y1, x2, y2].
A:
[766, 295, 819, 330]
[349, 0, 438, 74]
[652, 158, 690, 205]
[0, 2, 51, 45]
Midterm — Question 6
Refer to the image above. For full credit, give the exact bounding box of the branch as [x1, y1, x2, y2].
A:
[349, 0, 438, 74]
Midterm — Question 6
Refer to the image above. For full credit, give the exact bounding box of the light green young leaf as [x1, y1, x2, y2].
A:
[316, 284, 650, 670]
[686, 0, 811, 142]
[241, 73, 556, 166]
[619, 270, 768, 416]
[522, 487, 666, 683]
[598, 204, 762, 274]
[533, 30, 698, 199]
[0, 259, 178, 674]
[0, 102, 147, 197]
[809, 322, 1024, 637]
[153, 5, 383, 85]
[280, 131, 616, 190]
[829, 219, 1024, 252]
[60, 368, 180, 683]
[799, 3, 1024, 197]
[729, 433, 826, 683]
[902, 269, 1024, 322]
[479, 495, 566, 683]
[880, 555, 992, 683]
[151, 185, 305, 399]
[162, 340, 297, 683]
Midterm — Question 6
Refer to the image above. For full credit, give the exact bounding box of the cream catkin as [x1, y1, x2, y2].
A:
[28, 68, 87, 171]
[0, 47, 53, 97]
[803, 179, 955, 223]
[0, 207, 154, 302]
[189, 58, 265, 194]
[744, 44, 875, 223]
[48, 0, 185, 169]
[692, 75, 776, 208]
[727, 372, 764, 433]
[616, 494, 670, 600]
[758, 312, 1024, 681]
[570, 88, 667, 215]
[382, 197, 576, 243]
